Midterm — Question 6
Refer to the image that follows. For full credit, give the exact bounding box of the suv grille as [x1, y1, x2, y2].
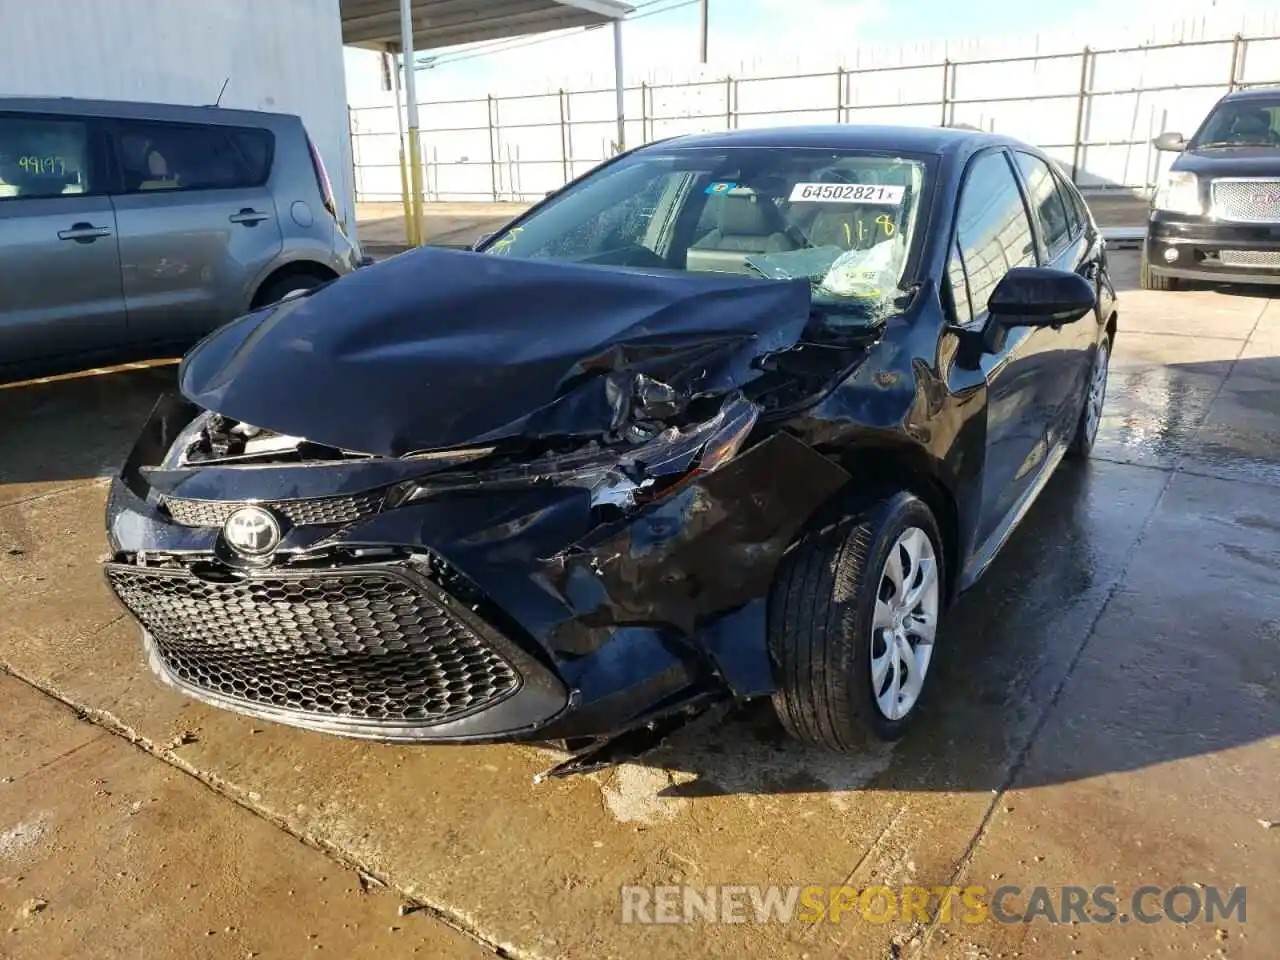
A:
[1218, 249, 1280, 269]
[106, 565, 520, 725]
[162, 491, 385, 527]
[1210, 179, 1280, 223]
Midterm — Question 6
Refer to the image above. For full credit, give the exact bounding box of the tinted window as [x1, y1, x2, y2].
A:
[0, 116, 94, 200]
[1057, 170, 1085, 235]
[950, 150, 1036, 325]
[1015, 152, 1072, 259]
[1194, 98, 1280, 147]
[115, 121, 273, 193]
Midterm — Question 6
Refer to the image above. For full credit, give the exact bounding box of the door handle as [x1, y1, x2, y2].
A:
[58, 222, 111, 243]
[229, 208, 270, 225]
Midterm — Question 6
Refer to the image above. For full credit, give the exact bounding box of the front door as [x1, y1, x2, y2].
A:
[946, 148, 1062, 557]
[108, 119, 282, 347]
[0, 113, 126, 368]
[1011, 151, 1098, 450]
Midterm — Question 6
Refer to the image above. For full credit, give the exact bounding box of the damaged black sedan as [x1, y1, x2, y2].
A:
[104, 125, 1117, 771]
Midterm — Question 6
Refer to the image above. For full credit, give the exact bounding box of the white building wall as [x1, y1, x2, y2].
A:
[0, 0, 357, 234]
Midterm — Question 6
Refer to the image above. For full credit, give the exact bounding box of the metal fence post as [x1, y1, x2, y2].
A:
[1228, 33, 1243, 91]
[487, 95, 499, 201]
[1071, 46, 1092, 184]
[726, 76, 735, 129]
[558, 89, 570, 185]
[641, 81, 649, 143]
[940, 59, 951, 125]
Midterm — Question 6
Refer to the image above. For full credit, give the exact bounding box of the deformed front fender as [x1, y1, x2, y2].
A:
[546, 431, 850, 689]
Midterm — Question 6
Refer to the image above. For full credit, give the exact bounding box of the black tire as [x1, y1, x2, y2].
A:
[1139, 251, 1177, 291]
[1068, 333, 1110, 459]
[768, 491, 945, 751]
[256, 273, 325, 307]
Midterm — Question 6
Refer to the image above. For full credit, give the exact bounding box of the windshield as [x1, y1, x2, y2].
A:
[1192, 97, 1280, 148]
[482, 146, 930, 323]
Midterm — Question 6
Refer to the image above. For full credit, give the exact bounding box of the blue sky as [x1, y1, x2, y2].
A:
[344, 0, 1266, 104]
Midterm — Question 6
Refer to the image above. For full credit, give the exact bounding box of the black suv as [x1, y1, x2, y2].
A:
[1143, 86, 1280, 289]
[104, 125, 1116, 774]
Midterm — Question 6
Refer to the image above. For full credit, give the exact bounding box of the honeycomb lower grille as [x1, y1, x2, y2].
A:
[106, 565, 520, 724]
[161, 491, 385, 527]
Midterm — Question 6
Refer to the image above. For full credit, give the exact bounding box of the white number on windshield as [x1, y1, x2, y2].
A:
[788, 182, 905, 204]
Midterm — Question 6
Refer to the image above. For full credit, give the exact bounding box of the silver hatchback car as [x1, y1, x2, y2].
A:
[0, 97, 364, 380]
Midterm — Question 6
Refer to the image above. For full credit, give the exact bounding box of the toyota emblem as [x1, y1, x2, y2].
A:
[223, 505, 282, 558]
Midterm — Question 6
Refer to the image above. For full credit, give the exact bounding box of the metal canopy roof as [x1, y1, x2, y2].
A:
[342, 0, 632, 52]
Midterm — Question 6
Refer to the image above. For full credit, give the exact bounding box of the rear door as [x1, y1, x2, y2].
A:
[1011, 151, 1097, 449]
[107, 119, 282, 346]
[946, 148, 1056, 553]
[0, 112, 126, 367]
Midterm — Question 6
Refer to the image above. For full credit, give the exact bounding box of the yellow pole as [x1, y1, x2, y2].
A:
[400, 0, 424, 247]
[398, 144, 414, 245]
[389, 49, 414, 246]
[407, 130, 424, 247]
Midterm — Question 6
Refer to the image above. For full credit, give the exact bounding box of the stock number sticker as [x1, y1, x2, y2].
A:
[788, 182, 905, 204]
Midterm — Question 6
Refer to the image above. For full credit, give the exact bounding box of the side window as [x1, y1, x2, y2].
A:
[951, 150, 1036, 324]
[0, 116, 94, 200]
[115, 121, 273, 194]
[1058, 172, 1091, 236]
[948, 238, 974, 327]
[1014, 152, 1072, 259]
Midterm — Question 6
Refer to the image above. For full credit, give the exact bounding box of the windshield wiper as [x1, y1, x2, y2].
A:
[1196, 140, 1278, 149]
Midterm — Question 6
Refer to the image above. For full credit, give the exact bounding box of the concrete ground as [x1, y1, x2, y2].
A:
[1, 251, 1278, 959]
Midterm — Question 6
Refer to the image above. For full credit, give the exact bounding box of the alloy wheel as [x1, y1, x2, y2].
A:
[869, 526, 940, 721]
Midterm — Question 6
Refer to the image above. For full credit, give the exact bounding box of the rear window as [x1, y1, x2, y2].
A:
[114, 120, 274, 193]
[0, 115, 95, 200]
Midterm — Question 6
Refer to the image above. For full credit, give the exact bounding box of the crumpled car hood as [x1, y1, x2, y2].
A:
[179, 247, 811, 457]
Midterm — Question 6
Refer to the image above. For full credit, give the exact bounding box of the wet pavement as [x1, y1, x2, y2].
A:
[1, 250, 1278, 958]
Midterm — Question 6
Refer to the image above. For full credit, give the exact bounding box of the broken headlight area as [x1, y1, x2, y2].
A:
[161, 410, 381, 467]
[388, 392, 759, 516]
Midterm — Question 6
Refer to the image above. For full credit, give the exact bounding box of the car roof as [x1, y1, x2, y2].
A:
[0, 96, 298, 128]
[1221, 85, 1280, 102]
[648, 123, 1029, 160]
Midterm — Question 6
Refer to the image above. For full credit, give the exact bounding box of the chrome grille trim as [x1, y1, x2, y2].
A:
[1210, 178, 1280, 224]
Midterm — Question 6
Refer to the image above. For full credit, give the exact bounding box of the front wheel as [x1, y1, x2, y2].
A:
[768, 492, 944, 750]
[1139, 251, 1178, 291]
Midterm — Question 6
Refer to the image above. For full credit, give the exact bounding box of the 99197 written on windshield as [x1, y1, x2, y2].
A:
[788, 182, 905, 204]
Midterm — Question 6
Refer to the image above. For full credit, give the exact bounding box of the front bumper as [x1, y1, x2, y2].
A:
[104, 395, 847, 744]
[1145, 211, 1280, 285]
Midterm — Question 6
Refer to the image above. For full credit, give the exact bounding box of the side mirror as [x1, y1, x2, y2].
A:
[988, 267, 1096, 328]
[471, 232, 493, 251]
[1153, 131, 1187, 152]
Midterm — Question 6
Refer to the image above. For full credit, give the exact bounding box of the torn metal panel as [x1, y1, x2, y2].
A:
[547, 432, 850, 637]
